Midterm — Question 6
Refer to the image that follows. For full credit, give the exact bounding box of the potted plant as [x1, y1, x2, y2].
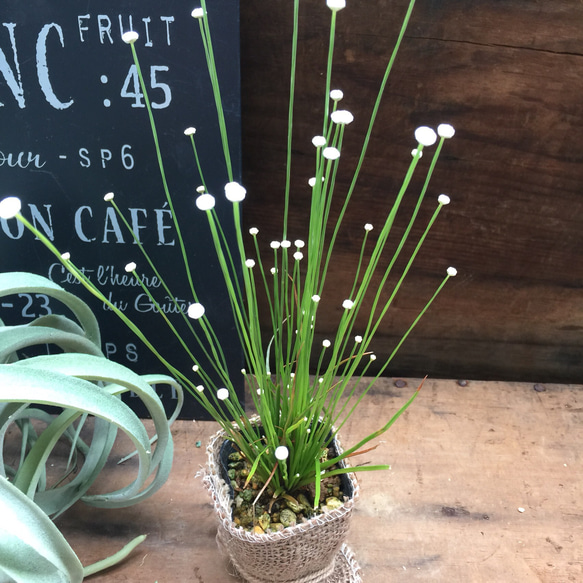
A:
[0, 272, 182, 582]
[0, 0, 459, 580]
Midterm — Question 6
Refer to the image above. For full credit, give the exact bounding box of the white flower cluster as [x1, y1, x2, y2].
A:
[323, 147, 340, 160]
[196, 193, 215, 211]
[327, 0, 346, 11]
[187, 302, 205, 319]
[330, 110, 353, 125]
[224, 181, 246, 202]
[414, 123, 455, 146]
[0, 197, 21, 219]
[121, 31, 139, 44]
[330, 89, 343, 101]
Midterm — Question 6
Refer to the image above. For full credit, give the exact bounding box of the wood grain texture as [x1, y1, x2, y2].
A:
[238, 0, 583, 382]
[54, 378, 583, 581]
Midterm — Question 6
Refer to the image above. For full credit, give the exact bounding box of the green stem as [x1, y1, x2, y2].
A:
[283, 0, 300, 239]
[128, 43, 196, 300]
[83, 535, 147, 577]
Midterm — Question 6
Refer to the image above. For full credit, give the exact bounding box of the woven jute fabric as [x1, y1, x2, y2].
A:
[202, 427, 362, 583]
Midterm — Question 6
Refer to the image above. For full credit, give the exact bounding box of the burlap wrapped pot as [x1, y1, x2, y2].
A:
[202, 426, 362, 583]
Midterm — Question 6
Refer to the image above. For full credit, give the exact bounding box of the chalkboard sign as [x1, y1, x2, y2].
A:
[0, 0, 243, 419]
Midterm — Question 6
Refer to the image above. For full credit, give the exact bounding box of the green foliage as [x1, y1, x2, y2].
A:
[0, 272, 182, 581]
[1, 0, 459, 502]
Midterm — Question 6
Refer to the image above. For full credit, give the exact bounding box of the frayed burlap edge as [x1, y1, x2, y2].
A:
[200, 425, 361, 583]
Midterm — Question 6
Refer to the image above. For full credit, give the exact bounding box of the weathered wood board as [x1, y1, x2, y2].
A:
[239, 0, 583, 383]
[51, 378, 583, 581]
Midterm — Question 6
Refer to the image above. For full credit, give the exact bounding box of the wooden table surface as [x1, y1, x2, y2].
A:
[56, 378, 583, 582]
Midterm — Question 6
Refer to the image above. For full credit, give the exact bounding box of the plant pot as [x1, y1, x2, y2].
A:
[202, 426, 362, 583]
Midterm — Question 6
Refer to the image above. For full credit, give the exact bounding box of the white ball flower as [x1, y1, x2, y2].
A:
[355, 335, 363, 343]
[192, 364, 199, 372]
[342, 299, 354, 310]
[370, 354, 377, 361]
[414, 126, 437, 147]
[437, 123, 455, 139]
[270, 241, 281, 249]
[364, 223, 373, 231]
[103, 192, 114, 202]
[312, 135, 327, 147]
[312, 294, 321, 303]
[322, 339, 331, 348]
[196, 185, 206, 193]
[323, 147, 340, 160]
[61, 252, 71, 261]
[330, 89, 344, 101]
[191, 8, 205, 18]
[249, 227, 259, 236]
[281, 240, 291, 248]
[245, 259, 256, 268]
[187, 302, 205, 319]
[122, 31, 139, 44]
[217, 388, 229, 401]
[184, 127, 197, 136]
[330, 110, 354, 125]
[309, 176, 325, 187]
[224, 181, 246, 202]
[196, 193, 215, 211]
[411, 148, 423, 158]
[124, 262, 137, 273]
[295, 239, 305, 248]
[438, 194, 451, 205]
[447, 267, 458, 277]
[327, 0, 346, 11]
[274, 446, 289, 461]
[293, 251, 304, 261]
[196, 384, 204, 392]
[0, 196, 21, 219]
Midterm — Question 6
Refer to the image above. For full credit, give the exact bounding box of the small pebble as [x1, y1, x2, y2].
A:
[258, 512, 271, 531]
[195, 440, 202, 448]
[457, 379, 468, 387]
[533, 383, 546, 392]
[280, 508, 297, 527]
[325, 496, 343, 510]
[518, 507, 525, 513]
[394, 379, 407, 388]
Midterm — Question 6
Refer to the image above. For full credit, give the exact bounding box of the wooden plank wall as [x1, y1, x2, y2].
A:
[238, 0, 583, 383]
